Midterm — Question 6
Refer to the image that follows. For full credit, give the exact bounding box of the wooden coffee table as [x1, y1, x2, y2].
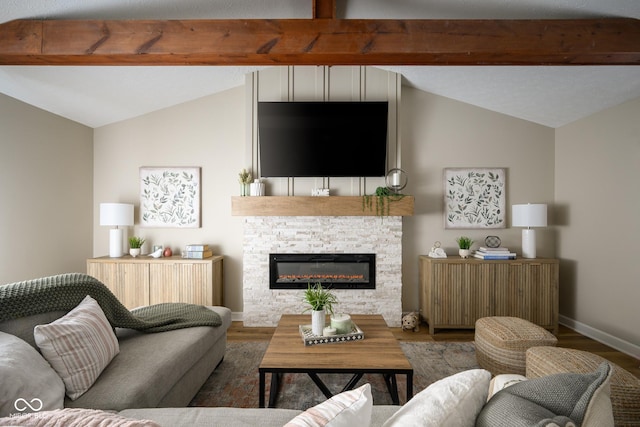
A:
[258, 314, 413, 408]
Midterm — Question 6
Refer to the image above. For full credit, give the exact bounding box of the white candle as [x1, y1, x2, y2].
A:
[330, 314, 352, 335]
[323, 326, 337, 336]
[392, 171, 400, 187]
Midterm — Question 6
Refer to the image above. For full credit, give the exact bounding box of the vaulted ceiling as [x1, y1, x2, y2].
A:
[1, 0, 639, 128]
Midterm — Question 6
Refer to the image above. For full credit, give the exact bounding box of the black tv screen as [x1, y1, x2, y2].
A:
[258, 101, 388, 178]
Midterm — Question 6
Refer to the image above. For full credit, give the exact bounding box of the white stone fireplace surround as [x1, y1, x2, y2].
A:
[242, 215, 403, 327]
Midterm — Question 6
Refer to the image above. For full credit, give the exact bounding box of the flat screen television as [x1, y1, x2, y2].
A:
[257, 101, 388, 178]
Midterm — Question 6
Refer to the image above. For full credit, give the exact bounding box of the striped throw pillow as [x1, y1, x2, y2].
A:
[34, 295, 119, 400]
[285, 383, 372, 427]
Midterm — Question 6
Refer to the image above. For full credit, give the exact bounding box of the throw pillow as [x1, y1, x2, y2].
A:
[487, 374, 528, 400]
[284, 383, 373, 427]
[476, 362, 613, 427]
[382, 369, 492, 427]
[0, 331, 65, 417]
[0, 408, 161, 426]
[34, 295, 119, 400]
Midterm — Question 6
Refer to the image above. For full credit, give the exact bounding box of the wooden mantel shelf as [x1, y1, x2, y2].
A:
[231, 196, 414, 217]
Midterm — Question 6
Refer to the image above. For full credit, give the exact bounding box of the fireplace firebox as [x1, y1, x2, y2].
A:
[269, 253, 375, 290]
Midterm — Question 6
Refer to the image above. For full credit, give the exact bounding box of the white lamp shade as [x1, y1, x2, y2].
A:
[512, 204, 547, 228]
[100, 203, 134, 227]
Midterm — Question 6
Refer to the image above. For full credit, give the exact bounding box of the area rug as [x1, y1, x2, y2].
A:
[189, 341, 478, 410]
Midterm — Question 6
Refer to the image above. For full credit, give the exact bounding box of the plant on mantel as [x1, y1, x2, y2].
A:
[362, 186, 407, 217]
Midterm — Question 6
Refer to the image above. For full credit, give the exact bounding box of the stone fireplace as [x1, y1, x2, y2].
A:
[242, 215, 403, 327]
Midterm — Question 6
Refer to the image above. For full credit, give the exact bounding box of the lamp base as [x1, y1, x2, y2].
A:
[109, 228, 124, 258]
[521, 228, 537, 259]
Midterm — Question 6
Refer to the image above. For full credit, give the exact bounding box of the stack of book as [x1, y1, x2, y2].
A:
[474, 247, 517, 260]
[182, 244, 213, 259]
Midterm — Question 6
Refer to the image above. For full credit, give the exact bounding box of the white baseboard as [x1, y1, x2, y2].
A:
[231, 311, 244, 322]
[559, 315, 640, 360]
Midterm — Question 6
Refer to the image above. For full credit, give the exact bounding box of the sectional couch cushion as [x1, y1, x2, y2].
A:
[34, 295, 120, 400]
[64, 305, 231, 410]
[0, 331, 65, 417]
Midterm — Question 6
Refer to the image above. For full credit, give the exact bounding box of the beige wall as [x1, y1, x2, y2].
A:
[91, 80, 556, 316]
[555, 97, 640, 349]
[6, 69, 635, 353]
[0, 93, 93, 284]
[93, 87, 246, 312]
[400, 88, 556, 310]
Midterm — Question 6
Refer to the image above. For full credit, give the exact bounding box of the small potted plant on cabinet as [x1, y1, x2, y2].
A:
[303, 282, 338, 336]
[128, 236, 145, 258]
[456, 236, 474, 259]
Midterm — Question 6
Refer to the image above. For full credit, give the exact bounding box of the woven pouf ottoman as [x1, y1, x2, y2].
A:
[474, 316, 557, 375]
[527, 346, 640, 426]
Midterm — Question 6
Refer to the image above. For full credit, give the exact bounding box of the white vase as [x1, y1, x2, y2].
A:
[459, 249, 471, 259]
[129, 248, 141, 258]
[311, 309, 326, 336]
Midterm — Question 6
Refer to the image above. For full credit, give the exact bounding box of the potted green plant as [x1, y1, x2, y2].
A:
[303, 282, 338, 336]
[456, 236, 474, 259]
[362, 186, 406, 217]
[128, 236, 145, 258]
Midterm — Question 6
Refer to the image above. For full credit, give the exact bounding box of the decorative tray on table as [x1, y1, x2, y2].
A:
[299, 323, 364, 346]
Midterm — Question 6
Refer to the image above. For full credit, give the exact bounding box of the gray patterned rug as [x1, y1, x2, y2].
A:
[189, 341, 478, 410]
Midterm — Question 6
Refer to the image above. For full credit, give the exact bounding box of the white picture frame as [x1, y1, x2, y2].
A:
[444, 167, 506, 229]
[140, 166, 201, 228]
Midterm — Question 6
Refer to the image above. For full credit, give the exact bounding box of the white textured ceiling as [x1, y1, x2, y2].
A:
[1, 0, 639, 128]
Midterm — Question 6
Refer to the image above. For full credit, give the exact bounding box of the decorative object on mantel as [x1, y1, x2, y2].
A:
[444, 168, 506, 229]
[311, 188, 330, 197]
[512, 203, 547, 259]
[456, 236, 474, 259]
[163, 247, 173, 257]
[299, 322, 364, 346]
[428, 241, 447, 258]
[140, 166, 201, 228]
[249, 179, 265, 196]
[386, 168, 408, 193]
[128, 236, 145, 258]
[302, 282, 338, 337]
[238, 168, 252, 196]
[363, 186, 407, 217]
[100, 203, 134, 258]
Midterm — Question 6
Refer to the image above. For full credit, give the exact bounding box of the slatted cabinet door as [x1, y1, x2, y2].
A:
[87, 255, 223, 309]
[87, 261, 149, 309]
[419, 256, 558, 335]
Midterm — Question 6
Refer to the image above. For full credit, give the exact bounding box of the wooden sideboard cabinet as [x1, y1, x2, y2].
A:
[418, 256, 559, 335]
[87, 255, 223, 309]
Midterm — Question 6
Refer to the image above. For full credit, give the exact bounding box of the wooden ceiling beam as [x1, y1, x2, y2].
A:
[0, 18, 638, 66]
[313, 0, 336, 19]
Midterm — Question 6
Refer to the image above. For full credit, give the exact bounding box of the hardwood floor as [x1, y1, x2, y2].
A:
[228, 321, 640, 379]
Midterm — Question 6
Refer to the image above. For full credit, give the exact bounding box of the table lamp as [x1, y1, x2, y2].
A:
[100, 203, 134, 257]
[512, 203, 547, 259]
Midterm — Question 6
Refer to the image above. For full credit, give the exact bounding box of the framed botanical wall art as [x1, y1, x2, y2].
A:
[140, 167, 201, 228]
[444, 167, 506, 229]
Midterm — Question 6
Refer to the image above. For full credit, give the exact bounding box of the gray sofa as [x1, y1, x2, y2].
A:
[0, 279, 232, 412]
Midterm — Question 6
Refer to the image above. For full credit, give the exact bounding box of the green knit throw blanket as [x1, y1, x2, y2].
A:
[0, 273, 222, 332]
